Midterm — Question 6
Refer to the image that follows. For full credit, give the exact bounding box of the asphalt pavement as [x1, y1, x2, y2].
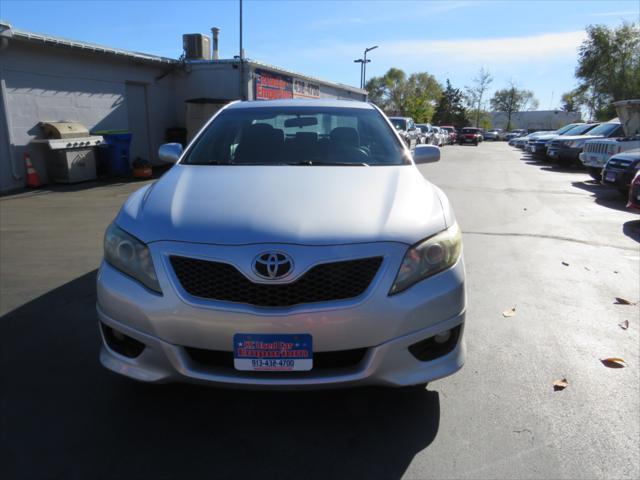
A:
[1, 142, 638, 479]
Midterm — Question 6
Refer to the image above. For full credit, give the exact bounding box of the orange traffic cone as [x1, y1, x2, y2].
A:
[24, 152, 42, 188]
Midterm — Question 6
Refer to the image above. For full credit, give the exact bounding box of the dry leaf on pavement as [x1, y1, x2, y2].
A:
[614, 297, 636, 305]
[600, 358, 626, 368]
[561, 261, 569, 266]
[502, 307, 516, 317]
[619, 320, 629, 330]
[553, 378, 569, 391]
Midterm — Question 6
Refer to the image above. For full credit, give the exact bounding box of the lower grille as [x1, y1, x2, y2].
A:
[170, 255, 383, 307]
[185, 346, 367, 371]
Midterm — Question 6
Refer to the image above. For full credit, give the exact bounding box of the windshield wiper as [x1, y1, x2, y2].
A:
[285, 160, 369, 166]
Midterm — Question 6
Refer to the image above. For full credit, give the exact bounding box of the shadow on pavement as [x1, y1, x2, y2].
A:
[0, 165, 172, 199]
[571, 180, 629, 212]
[623, 220, 640, 243]
[0, 271, 440, 479]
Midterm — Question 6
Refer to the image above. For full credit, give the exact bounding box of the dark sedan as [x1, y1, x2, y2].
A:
[601, 149, 640, 195]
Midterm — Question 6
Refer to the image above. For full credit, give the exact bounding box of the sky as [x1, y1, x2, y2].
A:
[1, 0, 638, 109]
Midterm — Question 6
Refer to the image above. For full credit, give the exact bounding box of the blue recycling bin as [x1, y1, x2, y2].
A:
[93, 130, 132, 176]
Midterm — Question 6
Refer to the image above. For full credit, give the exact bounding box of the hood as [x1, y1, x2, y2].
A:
[532, 133, 560, 141]
[528, 131, 556, 140]
[610, 148, 640, 162]
[555, 134, 603, 142]
[116, 165, 447, 246]
[613, 99, 640, 138]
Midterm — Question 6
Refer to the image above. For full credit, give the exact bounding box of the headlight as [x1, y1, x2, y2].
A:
[389, 223, 462, 295]
[568, 140, 585, 148]
[104, 223, 161, 293]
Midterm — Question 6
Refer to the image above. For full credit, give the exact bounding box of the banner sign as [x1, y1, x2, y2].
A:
[293, 79, 320, 99]
[255, 70, 293, 100]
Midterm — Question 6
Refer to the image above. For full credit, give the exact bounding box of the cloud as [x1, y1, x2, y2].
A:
[289, 30, 587, 66]
[376, 31, 587, 64]
[589, 10, 639, 17]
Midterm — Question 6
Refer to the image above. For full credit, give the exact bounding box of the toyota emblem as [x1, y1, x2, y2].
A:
[252, 252, 293, 280]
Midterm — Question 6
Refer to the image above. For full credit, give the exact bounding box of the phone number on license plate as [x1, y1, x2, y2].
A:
[251, 359, 295, 369]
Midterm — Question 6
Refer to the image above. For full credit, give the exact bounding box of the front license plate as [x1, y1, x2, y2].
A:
[233, 333, 312, 371]
[590, 156, 598, 162]
[548, 150, 557, 157]
[605, 172, 616, 183]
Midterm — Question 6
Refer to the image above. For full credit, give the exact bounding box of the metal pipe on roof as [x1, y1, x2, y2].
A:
[211, 27, 220, 60]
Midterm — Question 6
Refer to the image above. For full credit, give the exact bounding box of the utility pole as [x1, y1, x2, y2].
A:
[362, 45, 378, 89]
[354, 59, 365, 88]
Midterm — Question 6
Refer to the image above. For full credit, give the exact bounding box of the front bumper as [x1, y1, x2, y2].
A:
[602, 168, 635, 189]
[547, 147, 581, 162]
[580, 151, 608, 168]
[97, 241, 466, 388]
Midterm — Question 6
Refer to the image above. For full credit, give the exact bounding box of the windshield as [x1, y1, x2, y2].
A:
[389, 118, 408, 130]
[586, 122, 621, 136]
[462, 128, 478, 134]
[556, 124, 581, 135]
[182, 106, 409, 166]
[564, 123, 599, 135]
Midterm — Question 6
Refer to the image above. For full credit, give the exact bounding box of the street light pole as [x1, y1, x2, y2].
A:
[362, 45, 378, 89]
[354, 59, 364, 88]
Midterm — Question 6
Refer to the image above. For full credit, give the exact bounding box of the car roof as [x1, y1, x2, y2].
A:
[226, 99, 375, 110]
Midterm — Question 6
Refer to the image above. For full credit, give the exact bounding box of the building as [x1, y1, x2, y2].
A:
[490, 110, 582, 131]
[0, 22, 366, 192]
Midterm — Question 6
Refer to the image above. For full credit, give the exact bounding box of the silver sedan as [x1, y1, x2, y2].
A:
[97, 99, 466, 389]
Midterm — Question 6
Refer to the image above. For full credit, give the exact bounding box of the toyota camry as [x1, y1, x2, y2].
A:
[97, 99, 466, 388]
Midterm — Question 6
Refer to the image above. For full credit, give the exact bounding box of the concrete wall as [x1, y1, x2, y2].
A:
[491, 110, 582, 131]
[0, 41, 177, 191]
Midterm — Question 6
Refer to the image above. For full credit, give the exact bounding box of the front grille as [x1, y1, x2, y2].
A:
[170, 255, 383, 307]
[584, 142, 609, 154]
[185, 346, 367, 371]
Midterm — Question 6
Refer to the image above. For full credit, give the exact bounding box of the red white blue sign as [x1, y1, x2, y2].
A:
[233, 333, 313, 371]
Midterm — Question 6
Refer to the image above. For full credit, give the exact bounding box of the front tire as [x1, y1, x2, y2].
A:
[588, 167, 602, 181]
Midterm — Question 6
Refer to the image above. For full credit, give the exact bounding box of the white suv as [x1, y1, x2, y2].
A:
[580, 99, 640, 180]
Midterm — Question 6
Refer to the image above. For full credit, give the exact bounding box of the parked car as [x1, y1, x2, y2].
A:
[526, 123, 591, 157]
[512, 130, 554, 149]
[417, 123, 436, 145]
[440, 126, 457, 144]
[546, 121, 624, 165]
[440, 128, 450, 146]
[459, 127, 482, 146]
[601, 148, 640, 196]
[505, 129, 527, 141]
[432, 126, 445, 147]
[389, 116, 420, 150]
[484, 129, 505, 141]
[580, 99, 640, 180]
[97, 99, 466, 389]
[627, 170, 640, 211]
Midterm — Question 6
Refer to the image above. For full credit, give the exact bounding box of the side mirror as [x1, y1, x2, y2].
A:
[413, 145, 440, 164]
[158, 143, 183, 164]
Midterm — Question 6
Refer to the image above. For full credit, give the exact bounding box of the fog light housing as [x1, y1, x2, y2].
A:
[100, 322, 145, 358]
[409, 325, 462, 361]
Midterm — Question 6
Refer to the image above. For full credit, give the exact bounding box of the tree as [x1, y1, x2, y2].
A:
[573, 22, 640, 119]
[365, 68, 442, 122]
[465, 67, 493, 127]
[490, 82, 539, 131]
[433, 79, 468, 126]
[560, 91, 579, 113]
[402, 72, 442, 122]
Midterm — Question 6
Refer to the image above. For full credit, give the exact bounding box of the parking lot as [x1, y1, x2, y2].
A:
[1, 141, 638, 479]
